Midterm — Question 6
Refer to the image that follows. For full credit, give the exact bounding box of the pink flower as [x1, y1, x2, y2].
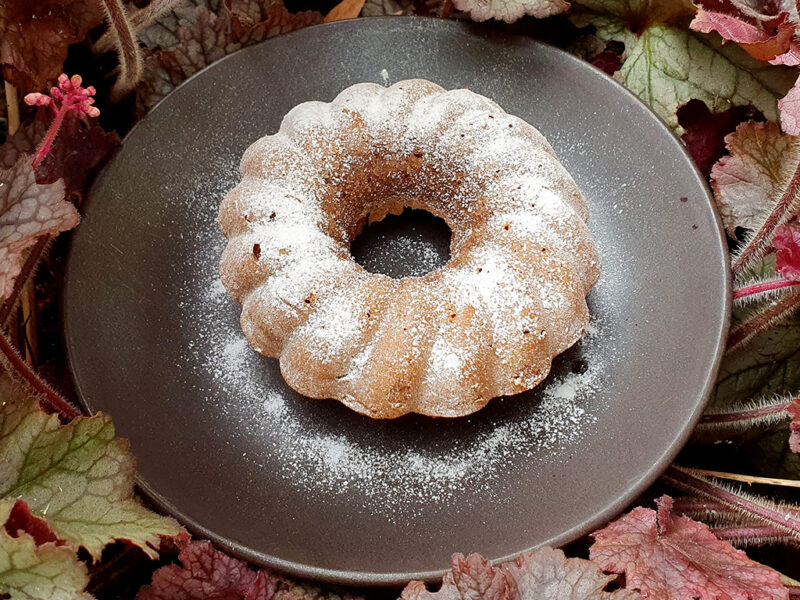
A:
[774, 223, 800, 281]
[22, 74, 100, 169]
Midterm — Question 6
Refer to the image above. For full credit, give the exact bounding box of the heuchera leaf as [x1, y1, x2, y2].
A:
[137, 2, 323, 111]
[402, 548, 641, 600]
[572, 0, 797, 134]
[451, 0, 569, 23]
[138, 8, 242, 111]
[690, 9, 795, 62]
[0, 371, 180, 560]
[136, 0, 228, 50]
[710, 121, 795, 238]
[138, 538, 363, 600]
[774, 223, 800, 281]
[228, 0, 324, 47]
[678, 100, 751, 176]
[0, 499, 91, 600]
[136, 539, 259, 600]
[590, 495, 788, 600]
[0, 0, 105, 91]
[0, 156, 78, 299]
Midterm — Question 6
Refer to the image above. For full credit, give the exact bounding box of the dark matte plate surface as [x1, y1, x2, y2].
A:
[64, 17, 730, 586]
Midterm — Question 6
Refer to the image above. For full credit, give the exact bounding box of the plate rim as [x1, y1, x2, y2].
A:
[62, 15, 732, 586]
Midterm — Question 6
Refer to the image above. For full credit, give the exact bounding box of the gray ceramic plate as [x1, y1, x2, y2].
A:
[64, 17, 730, 586]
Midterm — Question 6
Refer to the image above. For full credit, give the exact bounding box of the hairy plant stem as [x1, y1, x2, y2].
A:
[94, 0, 181, 53]
[663, 467, 800, 541]
[700, 400, 791, 425]
[695, 396, 793, 440]
[32, 105, 68, 170]
[0, 238, 49, 327]
[672, 496, 744, 522]
[734, 278, 800, 299]
[0, 332, 80, 419]
[100, 0, 143, 100]
[727, 291, 800, 352]
[713, 525, 800, 547]
[732, 164, 800, 276]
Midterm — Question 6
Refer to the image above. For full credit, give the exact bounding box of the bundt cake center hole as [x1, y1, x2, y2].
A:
[349, 207, 451, 278]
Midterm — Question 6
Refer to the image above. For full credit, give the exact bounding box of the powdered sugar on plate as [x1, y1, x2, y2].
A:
[177, 167, 615, 520]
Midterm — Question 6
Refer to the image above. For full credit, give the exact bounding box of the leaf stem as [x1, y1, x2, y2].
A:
[662, 466, 800, 541]
[727, 291, 800, 352]
[733, 278, 800, 299]
[712, 525, 800, 547]
[0, 332, 80, 419]
[94, 0, 181, 53]
[0, 237, 49, 327]
[700, 401, 791, 425]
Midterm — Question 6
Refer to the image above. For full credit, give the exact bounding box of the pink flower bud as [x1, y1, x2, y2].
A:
[23, 93, 51, 107]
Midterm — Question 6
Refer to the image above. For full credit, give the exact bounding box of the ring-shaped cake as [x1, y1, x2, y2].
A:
[218, 79, 600, 418]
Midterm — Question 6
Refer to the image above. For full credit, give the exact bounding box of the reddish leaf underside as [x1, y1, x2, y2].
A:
[690, 9, 795, 62]
[590, 495, 788, 600]
[0, 0, 105, 91]
[678, 100, 751, 177]
[4, 500, 60, 546]
[591, 51, 623, 76]
[0, 156, 78, 298]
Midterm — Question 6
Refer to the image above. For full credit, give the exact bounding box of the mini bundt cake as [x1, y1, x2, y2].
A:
[218, 79, 600, 419]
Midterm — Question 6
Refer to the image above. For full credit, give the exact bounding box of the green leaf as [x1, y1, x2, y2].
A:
[714, 315, 800, 409]
[571, 5, 796, 134]
[741, 424, 800, 480]
[0, 500, 91, 600]
[0, 377, 179, 560]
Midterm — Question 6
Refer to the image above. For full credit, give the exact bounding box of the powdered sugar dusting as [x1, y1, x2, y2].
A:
[179, 219, 613, 518]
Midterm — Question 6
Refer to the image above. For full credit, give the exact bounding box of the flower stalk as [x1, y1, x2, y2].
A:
[24, 74, 100, 169]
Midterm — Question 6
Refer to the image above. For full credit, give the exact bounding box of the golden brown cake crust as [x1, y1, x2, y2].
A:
[218, 79, 600, 419]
